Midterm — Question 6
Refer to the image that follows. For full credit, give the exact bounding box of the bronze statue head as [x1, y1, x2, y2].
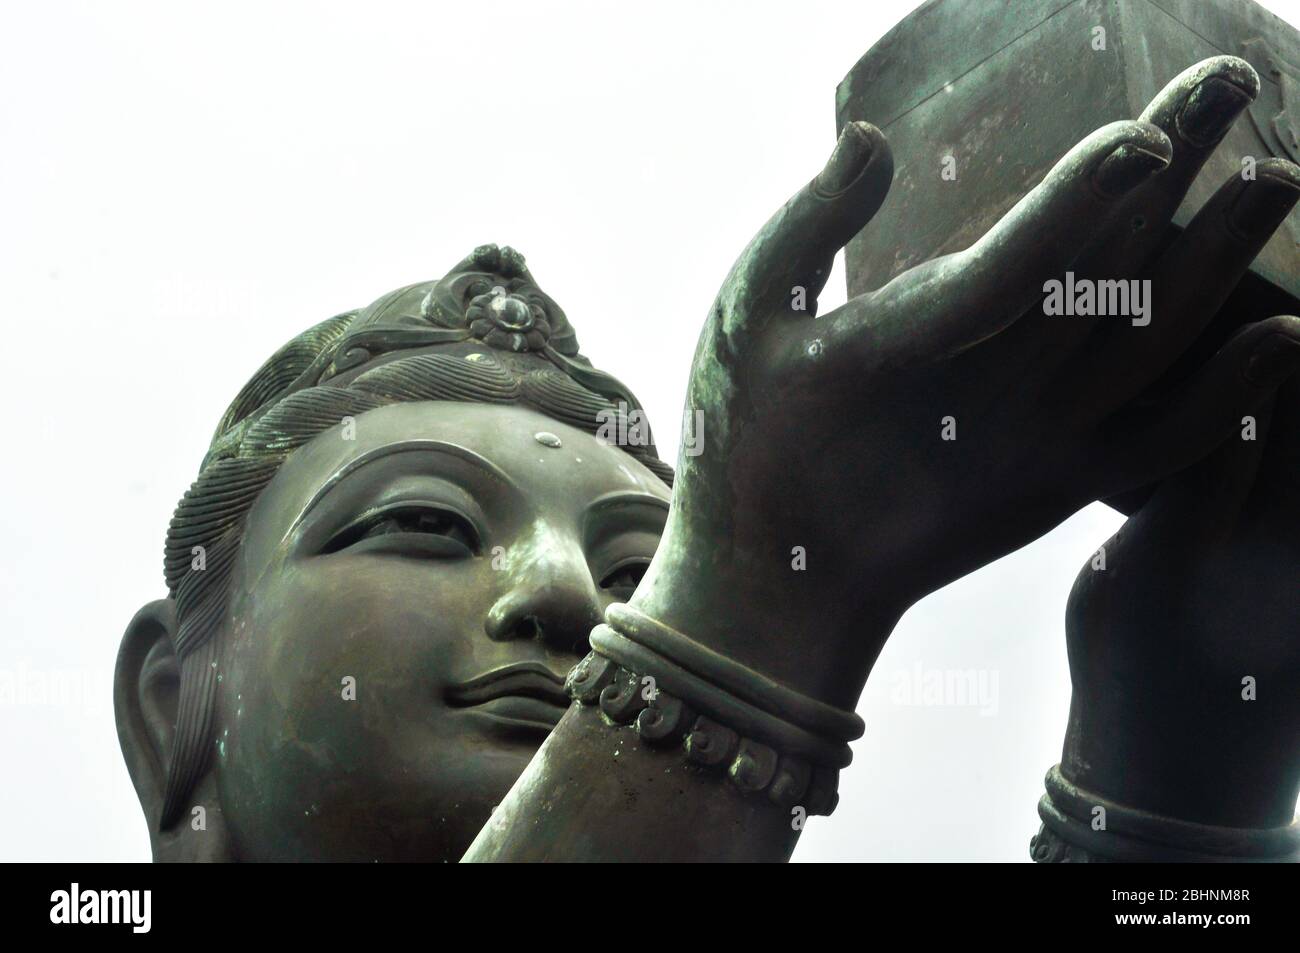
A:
[115, 245, 672, 861]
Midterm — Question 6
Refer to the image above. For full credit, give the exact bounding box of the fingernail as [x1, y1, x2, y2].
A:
[1175, 76, 1254, 147]
[1244, 334, 1300, 385]
[821, 122, 874, 194]
[1093, 143, 1169, 198]
[1228, 165, 1300, 240]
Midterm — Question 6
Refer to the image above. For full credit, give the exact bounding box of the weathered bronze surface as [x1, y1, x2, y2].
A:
[839, 0, 1299, 863]
[116, 248, 674, 861]
[837, 0, 1300, 304]
[117, 0, 1300, 862]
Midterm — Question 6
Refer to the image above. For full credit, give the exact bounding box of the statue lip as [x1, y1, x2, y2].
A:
[445, 661, 570, 711]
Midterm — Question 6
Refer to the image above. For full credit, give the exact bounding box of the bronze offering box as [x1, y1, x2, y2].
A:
[837, 0, 1300, 310]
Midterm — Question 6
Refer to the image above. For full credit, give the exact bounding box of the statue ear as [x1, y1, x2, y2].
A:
[115, 599, 233, 861]
[114, 599, 180, 834]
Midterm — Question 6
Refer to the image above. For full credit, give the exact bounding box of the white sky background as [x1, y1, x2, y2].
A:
[0, 0, 1295, 862]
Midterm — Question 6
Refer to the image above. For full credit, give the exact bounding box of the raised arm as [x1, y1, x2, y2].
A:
[466, 56, 1300, 862]
[1033, 373, 1300, 863]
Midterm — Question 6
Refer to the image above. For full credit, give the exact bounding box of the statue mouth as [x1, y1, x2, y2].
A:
[446, 661, 571, 730]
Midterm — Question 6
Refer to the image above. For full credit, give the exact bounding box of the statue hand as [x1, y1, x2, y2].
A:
[1061, 374, 1300, 830]
[631, 56, 1300, 711]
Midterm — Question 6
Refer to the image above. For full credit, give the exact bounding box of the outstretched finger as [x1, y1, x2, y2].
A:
[828, 120, 1172, 365]
[717, 121, 893, 335]
[1081, 56, 1260, 280]
[1081, 158, 1300, 411]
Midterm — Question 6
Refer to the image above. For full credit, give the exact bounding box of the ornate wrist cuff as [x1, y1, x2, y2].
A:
[563, 603, 865, 817]
[1030, 765, 1300, 863]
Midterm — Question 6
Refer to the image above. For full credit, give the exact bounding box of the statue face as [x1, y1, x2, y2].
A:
[211, 401, 669, 860]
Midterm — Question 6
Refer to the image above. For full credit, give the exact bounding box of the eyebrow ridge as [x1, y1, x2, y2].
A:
[287, 440, 517, 535]
[585, 490, 671, 517]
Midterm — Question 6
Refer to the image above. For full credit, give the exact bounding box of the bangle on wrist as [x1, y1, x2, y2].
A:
[563, 603, 865, 816]
[1030, 764, 1300, 863]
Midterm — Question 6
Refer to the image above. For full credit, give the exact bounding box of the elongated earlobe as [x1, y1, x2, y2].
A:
[114, 599, 231, 861]
[115, 599, 177, 827]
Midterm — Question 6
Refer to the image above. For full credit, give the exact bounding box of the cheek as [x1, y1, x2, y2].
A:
[212, 556, 514, 859]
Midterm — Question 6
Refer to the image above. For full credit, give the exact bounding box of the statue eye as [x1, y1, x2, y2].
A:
[466, 278, 493, 299]
[323, 504, 481, 559]
[598, 559, 649, 600]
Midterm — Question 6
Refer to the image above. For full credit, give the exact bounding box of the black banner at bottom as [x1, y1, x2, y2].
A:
[10, 860, 1294, 940]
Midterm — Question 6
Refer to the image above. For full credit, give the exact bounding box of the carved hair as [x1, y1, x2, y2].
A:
[158, 313, 672, 828]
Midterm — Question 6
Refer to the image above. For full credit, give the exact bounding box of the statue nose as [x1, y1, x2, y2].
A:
[484, 557, 603, 656]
